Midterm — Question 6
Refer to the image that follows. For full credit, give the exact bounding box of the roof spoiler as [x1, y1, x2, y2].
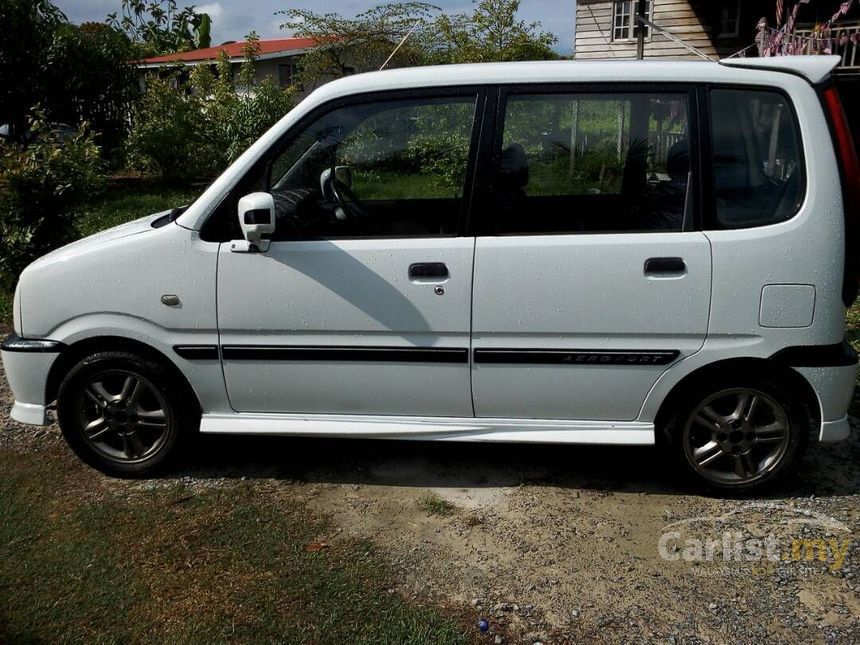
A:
[720, 55, 841, 85]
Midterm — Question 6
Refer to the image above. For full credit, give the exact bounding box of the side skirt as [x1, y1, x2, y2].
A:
[199, 413, 655, 445]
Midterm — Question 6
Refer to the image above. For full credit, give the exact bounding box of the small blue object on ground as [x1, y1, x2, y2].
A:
[478, 618, 489, 632]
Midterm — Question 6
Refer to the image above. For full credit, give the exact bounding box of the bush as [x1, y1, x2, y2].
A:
[126, 39, 296, 180]
[404, 133, 469, 194]
[0, 121, 103, 290]
[124, 76, 211, 181]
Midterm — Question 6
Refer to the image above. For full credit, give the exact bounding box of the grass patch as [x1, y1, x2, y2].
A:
[0, 290, 10, 325]
[76, 184, 201, 237]
[417, 493, 456, 517]
[0, 447, 472, 643]
[846, 299, 860, 417]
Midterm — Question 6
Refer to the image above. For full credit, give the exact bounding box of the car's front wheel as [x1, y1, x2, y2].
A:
[669, 378, 810, 493]
[56, 351, 195, 476]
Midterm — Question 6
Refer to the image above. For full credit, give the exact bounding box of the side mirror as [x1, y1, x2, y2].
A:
[233, 192, 275, 253]
[320, 165, 353, 195]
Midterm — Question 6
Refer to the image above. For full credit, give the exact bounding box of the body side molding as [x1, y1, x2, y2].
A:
[220, 345, 469, 363]
[473, 349, 680, 366]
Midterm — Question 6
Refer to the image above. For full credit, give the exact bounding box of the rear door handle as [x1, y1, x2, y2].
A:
[644, 257, 686, 276]
[409, 262, 449, 281]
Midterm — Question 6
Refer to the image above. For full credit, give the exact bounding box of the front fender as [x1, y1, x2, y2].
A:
[45, 313, 230, 415]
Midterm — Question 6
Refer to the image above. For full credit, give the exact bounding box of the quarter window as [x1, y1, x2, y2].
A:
[489, 91, 692, 235]
[708, 88, 804, 229]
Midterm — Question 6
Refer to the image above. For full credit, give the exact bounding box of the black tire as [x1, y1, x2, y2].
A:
[56, 351, 198, 477]
[666, 376, 810, 494]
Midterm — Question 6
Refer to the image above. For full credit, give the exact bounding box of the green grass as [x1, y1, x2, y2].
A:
[352, 171, 460, 201]
[0, 447, 472, 643]
[846, 299, 860, 417]
[76, 185, 201, 237]
[0, 289, 10, 325]
[416, 493, 456, 517]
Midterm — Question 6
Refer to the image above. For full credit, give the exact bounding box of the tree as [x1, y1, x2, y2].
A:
[279, 3, 439, 80]
[107, 0, 212, 57]
[757, 0, 857, 56]
[432, 0, 558, 64]
[279, 0, 559, 87]
[45, 22, 139, 158]
[0, 0, 67, 143]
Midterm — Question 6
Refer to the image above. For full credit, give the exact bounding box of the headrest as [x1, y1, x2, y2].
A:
[498, 143, 529, 189]
[666, 139, 690, 181]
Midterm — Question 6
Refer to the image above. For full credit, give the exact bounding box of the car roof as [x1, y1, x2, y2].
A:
[309, 57, 841, 104]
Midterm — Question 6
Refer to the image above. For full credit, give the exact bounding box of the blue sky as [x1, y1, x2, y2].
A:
[55, 1, 575, 55]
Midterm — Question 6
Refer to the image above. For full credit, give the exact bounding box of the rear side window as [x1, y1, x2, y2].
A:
[488, 90, 693, 235]
[708, 88, 804, 229]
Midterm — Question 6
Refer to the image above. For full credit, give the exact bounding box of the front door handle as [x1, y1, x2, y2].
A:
[409, 262, 449, 281]
[644, 257, 686, 276]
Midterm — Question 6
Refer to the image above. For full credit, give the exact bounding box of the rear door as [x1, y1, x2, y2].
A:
[470, 86, 712, 421]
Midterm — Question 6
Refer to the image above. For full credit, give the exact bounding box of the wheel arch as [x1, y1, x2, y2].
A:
[46, 335, 201, 412]
[653, 357, 821, 444]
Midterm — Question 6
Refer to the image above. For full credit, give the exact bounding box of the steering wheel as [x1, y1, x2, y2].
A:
[329, 177, 369, 220]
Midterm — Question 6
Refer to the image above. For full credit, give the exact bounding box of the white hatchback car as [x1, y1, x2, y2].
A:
[3, 57, 858, 492]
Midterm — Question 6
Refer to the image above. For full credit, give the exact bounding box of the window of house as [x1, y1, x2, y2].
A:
[718, 0, 742, 38]
[708, 88, 805, 229]
[253, 94, 477, 240]
[278, 63, 297, 88]
[612, 0, 652, 42]
[489, 90, 691, 235]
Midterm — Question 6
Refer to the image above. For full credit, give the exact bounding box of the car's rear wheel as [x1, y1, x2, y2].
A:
[56, 351, 196, 476]
[669, 378, 810, 493]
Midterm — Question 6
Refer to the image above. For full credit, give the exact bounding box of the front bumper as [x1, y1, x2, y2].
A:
[1, 333, 65, 426]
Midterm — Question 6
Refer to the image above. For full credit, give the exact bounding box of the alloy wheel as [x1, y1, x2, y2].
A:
[75, 369, 171, 464]
[682, 388, 791, 486]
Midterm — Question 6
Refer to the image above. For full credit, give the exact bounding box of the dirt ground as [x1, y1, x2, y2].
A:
[1, 349, 858, 643]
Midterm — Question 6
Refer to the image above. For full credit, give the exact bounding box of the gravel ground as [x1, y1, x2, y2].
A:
[2, 337, 858, 644]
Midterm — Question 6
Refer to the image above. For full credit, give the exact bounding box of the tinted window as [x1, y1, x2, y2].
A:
[709, 88, 804, 229]
[490, 91, 692, 235]
[263, 96, 476, 240]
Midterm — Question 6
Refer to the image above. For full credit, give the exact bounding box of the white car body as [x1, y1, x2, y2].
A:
[3, 57, 857, 454]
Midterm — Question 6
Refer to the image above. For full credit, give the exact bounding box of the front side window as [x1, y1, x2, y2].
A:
[489, 90, 692, 235]
[251, 94, 477, 240]
[612, 0, 652, 41]
[709, 88, 804, 229]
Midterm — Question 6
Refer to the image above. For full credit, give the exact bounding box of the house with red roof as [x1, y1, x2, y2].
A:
[137, 37, 318, 91]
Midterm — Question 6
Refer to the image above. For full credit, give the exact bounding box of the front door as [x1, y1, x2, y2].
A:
[471, 86, 712, 421]
[217, 91, 481, 416]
